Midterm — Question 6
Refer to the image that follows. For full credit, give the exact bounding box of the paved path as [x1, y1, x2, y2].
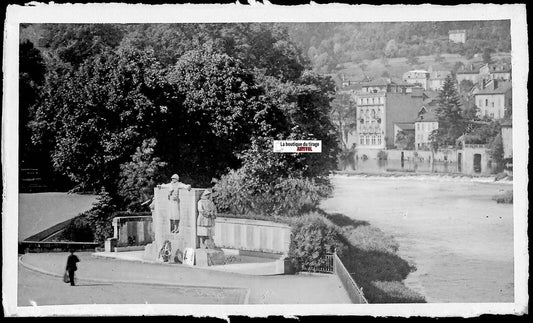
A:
[19, 252, 351, 305]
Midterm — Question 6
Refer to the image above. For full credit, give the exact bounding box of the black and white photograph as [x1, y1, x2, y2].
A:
[2, 3, 528, 317]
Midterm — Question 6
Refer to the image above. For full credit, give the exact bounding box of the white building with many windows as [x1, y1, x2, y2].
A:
[474, 80, 512, 120]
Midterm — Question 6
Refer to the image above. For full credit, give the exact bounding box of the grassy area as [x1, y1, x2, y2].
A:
[320, 210, 426, 303]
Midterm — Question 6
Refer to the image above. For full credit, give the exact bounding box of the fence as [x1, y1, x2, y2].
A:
[302, 254, 334, 273]
[19, 241, 100, 254]
[333, 253, 368, 304]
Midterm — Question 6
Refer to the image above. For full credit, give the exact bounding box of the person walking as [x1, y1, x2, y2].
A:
[65, 249, 80, 286]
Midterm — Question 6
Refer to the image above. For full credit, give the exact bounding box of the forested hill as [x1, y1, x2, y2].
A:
[281, 21, 511, 74]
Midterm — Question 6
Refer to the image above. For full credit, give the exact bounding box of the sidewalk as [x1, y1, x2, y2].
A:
[19, 252, 351, 304]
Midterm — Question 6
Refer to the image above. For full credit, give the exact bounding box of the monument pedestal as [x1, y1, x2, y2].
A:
[195, 248, 225, 267]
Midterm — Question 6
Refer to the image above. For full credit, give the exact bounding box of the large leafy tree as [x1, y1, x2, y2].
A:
[31, 46, 167, 192]
[40, 24, 124, 67]
[19, 40, 46, 167]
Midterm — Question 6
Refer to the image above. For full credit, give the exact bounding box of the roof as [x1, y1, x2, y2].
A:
[474, 81, 512, 95]
[415, 107, 438, 122]
[395, 123, 415, 131]
[361, 78, 390, 87]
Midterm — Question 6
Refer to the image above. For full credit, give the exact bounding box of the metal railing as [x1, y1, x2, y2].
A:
[302, 254, 334, 273]
[332, 253, 368, 304]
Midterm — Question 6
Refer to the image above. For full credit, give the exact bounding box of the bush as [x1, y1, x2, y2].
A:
[342, 225, 399, 254]
[59, 216, 95, 242]
[492, 190, 513, 204]
[213, 168, 332, 217]
[377, 150, 388, 160]
[288, 214, 347, 271]
[371, 281, 426, 303]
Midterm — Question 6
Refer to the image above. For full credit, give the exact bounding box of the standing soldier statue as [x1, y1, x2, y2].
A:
[167, 174, 191, 234]
[197, 189, 217, 249]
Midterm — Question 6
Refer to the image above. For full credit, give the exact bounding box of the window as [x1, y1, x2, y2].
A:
[377, 136, 382, 145]
[486, 99, 489, 106]
[371, 136, 376, 145]
[360, 136, 364, 145]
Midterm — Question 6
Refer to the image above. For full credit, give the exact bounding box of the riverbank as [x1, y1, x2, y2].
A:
[332, 170, 513, 185]
[321, 176, 514, 303]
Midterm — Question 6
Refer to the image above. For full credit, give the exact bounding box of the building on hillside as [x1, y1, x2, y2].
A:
[403, 70, 429, 90]
[428, 69, 451, 91]
[489, 63, 512, 81]
[474, 79, 512, 120]
[449, 29, 467, 43]
[414, 105, 439, 150]
[456, 63, 482, 85]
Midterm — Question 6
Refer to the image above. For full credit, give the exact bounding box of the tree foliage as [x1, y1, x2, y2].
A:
[433, 75, 466, 147]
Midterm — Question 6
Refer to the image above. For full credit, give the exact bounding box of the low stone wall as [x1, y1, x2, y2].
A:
[214, 217, 291, 255]
[112, 216, 154, 246]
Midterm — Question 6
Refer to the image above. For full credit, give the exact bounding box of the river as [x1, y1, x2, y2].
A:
[320, 175, 514, 303]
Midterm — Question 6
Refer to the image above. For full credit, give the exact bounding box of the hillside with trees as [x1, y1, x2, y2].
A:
[282, 21, 511, 74]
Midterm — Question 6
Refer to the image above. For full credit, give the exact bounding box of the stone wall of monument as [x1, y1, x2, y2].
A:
[214, 217, 291, 255]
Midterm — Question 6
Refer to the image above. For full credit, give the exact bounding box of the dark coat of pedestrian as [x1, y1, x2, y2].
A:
[65, 250, 80, 286]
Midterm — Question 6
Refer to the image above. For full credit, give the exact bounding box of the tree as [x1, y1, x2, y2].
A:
[395, 130, 415, 150]
[40, 24, 124, 67]
[459, 79, 475, 94]
[330, 93, 357, 150]
[19, 40, 46, 167]
[434, 75, 467, 146]
[482, 48, 494, 64]
[31, 47, 167, 192]
[118, 138, 168, 211]
[488, 133, 504, 170]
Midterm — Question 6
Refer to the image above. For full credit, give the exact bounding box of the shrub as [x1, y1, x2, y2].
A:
[492, 190, 513, 204]
[59, 216, 94, 242]
[371, 281, 426, 303]
[213, 168, 332, 217]
[377, 150, 388, 160]
[342, 225, 399, 254]
[288, 214, 347, 271]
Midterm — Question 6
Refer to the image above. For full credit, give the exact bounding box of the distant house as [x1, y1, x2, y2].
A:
[414, 103, 439, 150]
[474, 80, 512, 120]
[428, 70, 451, 91]
[489, 63, 512, 81]
[403, 70, 429, 90]
[456, 64, 482, 85]
[449, 29, 467, 43]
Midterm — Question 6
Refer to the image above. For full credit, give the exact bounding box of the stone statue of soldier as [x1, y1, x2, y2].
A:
[166, 174, 191, 234]
[197, 189, 217, 249]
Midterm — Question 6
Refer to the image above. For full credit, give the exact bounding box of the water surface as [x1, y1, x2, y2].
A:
[321, 175, 513, 303]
